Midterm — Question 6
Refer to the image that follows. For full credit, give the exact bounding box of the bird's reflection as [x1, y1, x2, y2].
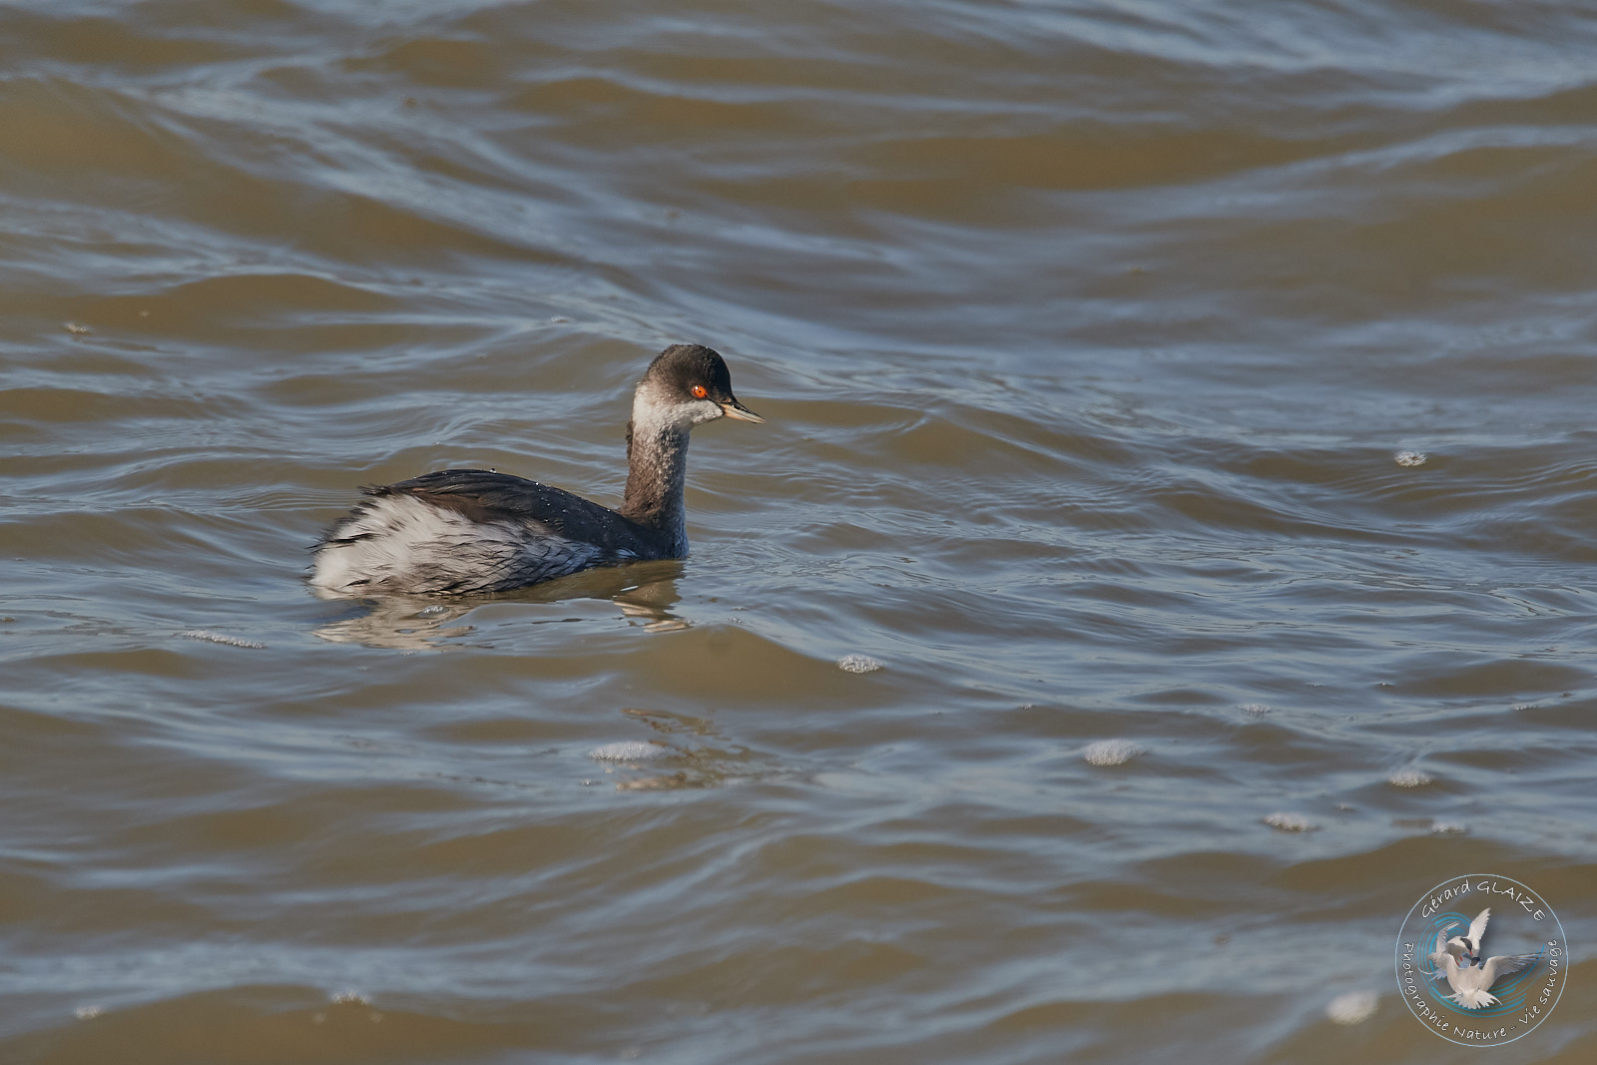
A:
[311, 561, 685, 649]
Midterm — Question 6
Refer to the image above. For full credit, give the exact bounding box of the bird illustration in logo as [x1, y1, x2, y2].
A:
[1428, 908, 1540, 1009]
[1450, 908, 1491, 963]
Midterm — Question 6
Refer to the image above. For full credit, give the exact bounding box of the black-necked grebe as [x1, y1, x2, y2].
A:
[310, 344, 762, 596]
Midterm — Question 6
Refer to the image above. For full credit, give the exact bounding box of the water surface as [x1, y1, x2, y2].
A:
[2, 2, 1595, 1063]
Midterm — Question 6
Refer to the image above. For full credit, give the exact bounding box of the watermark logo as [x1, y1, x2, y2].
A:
[1394, 873, 1567, 1046]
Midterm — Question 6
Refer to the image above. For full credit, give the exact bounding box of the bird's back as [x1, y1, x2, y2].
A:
[311, 469, 667, 596]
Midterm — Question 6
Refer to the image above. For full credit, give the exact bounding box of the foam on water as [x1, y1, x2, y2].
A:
[589, 741, 670, 762]
[178, 630, 266, 649]
[1386, 767, 1433, 788]
[1262, 812, 1316, 833]
[1325, 991, 1378, 1025]
[1083, 739, 1144, 766]
[836, 654, 883, 674]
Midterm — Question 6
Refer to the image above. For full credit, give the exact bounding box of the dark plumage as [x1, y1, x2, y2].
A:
[365, 470, 664, 558]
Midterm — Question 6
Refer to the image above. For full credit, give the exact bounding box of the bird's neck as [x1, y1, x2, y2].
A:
[619, 407, 690, 554]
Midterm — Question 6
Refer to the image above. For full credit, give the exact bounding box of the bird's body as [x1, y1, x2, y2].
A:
[1428, 910, 1539, 1009]
[310, 344, 761, 597]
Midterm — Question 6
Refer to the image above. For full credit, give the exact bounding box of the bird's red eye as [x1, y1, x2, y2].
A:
[691, 385, 708, 399]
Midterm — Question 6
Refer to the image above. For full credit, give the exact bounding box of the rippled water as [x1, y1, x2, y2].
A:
[3, 2, 1595, 1062]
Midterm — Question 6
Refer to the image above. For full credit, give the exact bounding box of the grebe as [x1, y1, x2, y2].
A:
[310, 344, 762, 596]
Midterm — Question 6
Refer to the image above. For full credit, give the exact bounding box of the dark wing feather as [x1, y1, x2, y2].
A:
[372, 469, 666, 559]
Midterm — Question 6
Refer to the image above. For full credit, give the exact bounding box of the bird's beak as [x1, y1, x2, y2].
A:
[720, 397, 764, 423]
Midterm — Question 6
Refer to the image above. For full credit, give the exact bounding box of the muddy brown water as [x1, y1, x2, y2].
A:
[2, 2, 1595, 1063]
